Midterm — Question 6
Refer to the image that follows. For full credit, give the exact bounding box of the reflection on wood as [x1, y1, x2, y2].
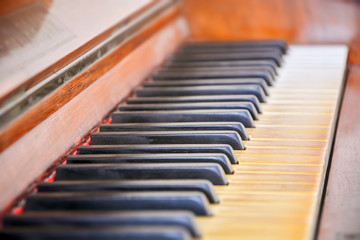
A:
[318, 67, 360, 240]
[182, 0, 360, 65]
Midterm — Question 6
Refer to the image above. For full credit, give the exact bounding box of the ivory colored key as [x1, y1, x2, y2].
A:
[191, 45, 348, 240]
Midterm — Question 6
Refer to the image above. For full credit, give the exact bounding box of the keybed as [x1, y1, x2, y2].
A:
[0, 43, 347, 240]
[198, 45, 347, 240]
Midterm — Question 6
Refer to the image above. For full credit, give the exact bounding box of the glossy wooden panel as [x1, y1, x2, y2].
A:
[0, 13, 188, 215]
[318, 67, 360, 240]
[0, 0, 155, 104]
[0, 4, 182, 152]
[182, 0, 360, 65]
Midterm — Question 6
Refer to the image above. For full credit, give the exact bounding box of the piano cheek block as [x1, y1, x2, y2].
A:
[55, 163, 229, 185]
[24, 191, 212, 216]
[90, 131, 245, 150]
[0, 226, 192, 240]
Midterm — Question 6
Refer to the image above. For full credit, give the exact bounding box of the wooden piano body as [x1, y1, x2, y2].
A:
[0, 0, 359, 239]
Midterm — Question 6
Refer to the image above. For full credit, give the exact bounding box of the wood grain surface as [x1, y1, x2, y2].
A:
[318, 67, 360, 240]
[182, 0, 360, 65]
[0, 3, 182, 152]
[0, 0, 156, 104]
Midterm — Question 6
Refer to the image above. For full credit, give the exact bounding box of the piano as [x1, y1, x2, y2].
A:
[0, 0, 359, 239]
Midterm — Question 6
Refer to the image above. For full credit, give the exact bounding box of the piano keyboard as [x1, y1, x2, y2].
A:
[0, 41, 348, 240]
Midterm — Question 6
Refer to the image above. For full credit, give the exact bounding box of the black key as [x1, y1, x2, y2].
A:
[156, 65, 276, 81]
[91, 131, 245, 150]
[144, 78, 270, 94]
[135, 85, 267, 103]
[152, 70, 274, 86]
[0, 226, 191, 240]
[25, 191, 212, 216]
[3, 211, 201, 238]
[118, 102, 259, 120]
[126, 95, 262, 113]
[66, 153, 233, 174]
[170, 52, 283, 67]
[163, 60, 278, 75]
[155, 66, 276, 81]
[181, 40, 288, 53]
[38, 179, 219, 203]
[77, 144, 238, 164]
[112, 110, 255, 128]
[100, 122, 249, 141]
[177, 46, 282, 55]
[55, 163, 229, 185]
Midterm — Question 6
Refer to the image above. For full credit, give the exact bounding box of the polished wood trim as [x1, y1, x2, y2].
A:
[0, 0, 160, 105]
[318, 67, 360, 240]
[182, 0, 360, 65]
[0, 16, 188, 215]
[0, 5, 182, 152]
[0, 0, 35, 16]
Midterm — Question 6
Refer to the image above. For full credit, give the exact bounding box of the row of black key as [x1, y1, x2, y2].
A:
[1, 40, 287, 240]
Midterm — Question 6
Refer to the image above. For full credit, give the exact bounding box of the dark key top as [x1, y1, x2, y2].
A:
[162, 60, 278, 75]
[144, 78, 270, 95]
[126, 95, 262, 113]
[91, 131, 245, 150]
[112, 110, 255, 128]
[118, 102, 259, 120]
[155, 66, 276, 81]
[3, 211, 201, 238]
[77, 144, 238, 164]
[181, 40, 288, 54]
[66, 153, 233, 174]
[100, 122, 249, 140]
[170, 52, 283, 67]
[25, 191, 212, 216]
[177, 46, 282, 55]
[135, 85, 267, 103]
[38, 179, 219, 203]
[0, 226, 191, 240]
[152, 69, 274, 86]
[55, 163, 229, 185]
